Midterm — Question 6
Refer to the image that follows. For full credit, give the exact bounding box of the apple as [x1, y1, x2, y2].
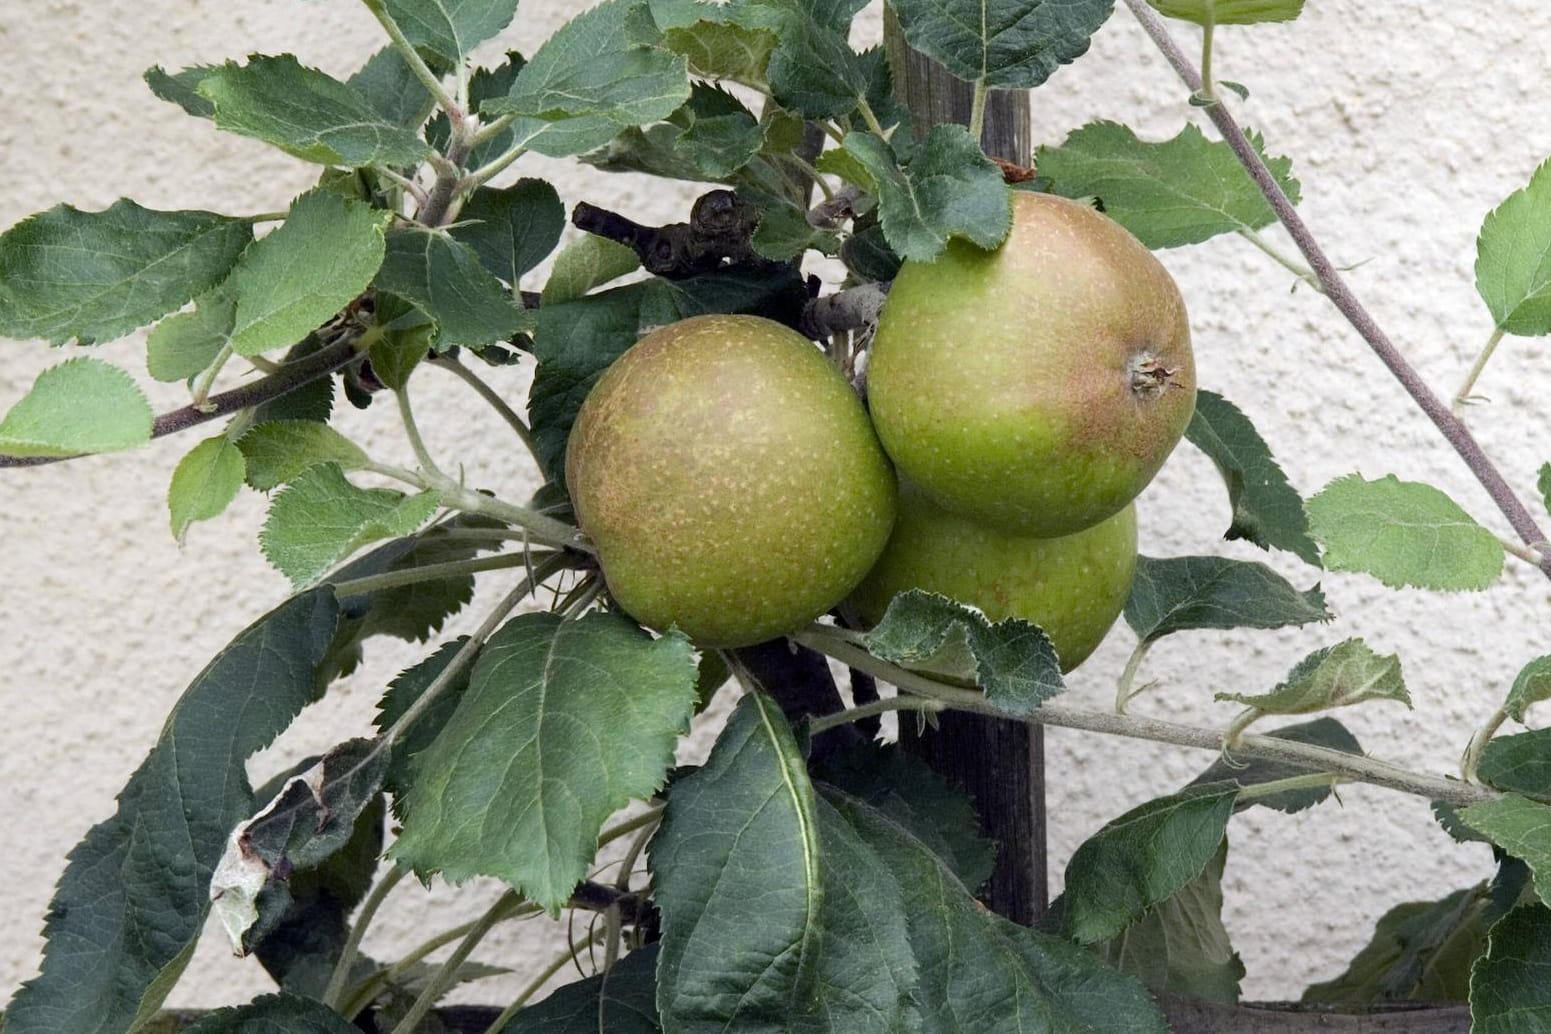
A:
[849, 482, 1138, 672]
[566, 314, 898, 648]
[865, 191, 1195, 538]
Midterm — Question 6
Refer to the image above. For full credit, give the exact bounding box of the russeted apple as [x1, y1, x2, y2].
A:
[566, 314, 898, 648]
[866, 191, 1196, 538]
[849, 482, 1138, 672]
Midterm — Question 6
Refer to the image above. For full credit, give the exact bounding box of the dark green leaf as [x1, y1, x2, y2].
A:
[0, 358, 153, 458]
[1037, 122, 1300, 249]
[374, 228, 530, 350]
[251, 338, 337, 424]
[365, 293, 434, 390]
[828, 788, 1169, 1033]
[1460, 794, 1551, 907]
[197, 55, 433, 167]
[0, 199, 252, 345]
[452, 180, 565, 287]
[486, 0, 690, 134]
[144, 64, 217, 118]
[589, 81, 765, 183]
[843, 125, 1012, 262]
[751, 205, 840, 262]
[1185, 389, 1320, 563]
[652, 0, 776, 85]
[1539, 463, 1550, 515]
[209, 738, 388, 954]
[503, 944, 660, 1032]
[749, 0, 872, 119]
[1149, 0, 1304, 25]
[169, 434, 246, 539]
[1124, 554, 1331, 645]
[1476, 158, 1551, 336]
[260, 463, 440, 587]
[3, 592, 339, 1034]
[1188, 717, 1362, 813]
[528, 266, 807, 482]
[347, 46, 442, 130]
[381, 0, 519, 66]
[373, 638, 475, 806]
[1306, 473, 1505, 591]
[814, 742, 995, 890]
[224, 191, 390, 357]
[1061, 783, 1238, 944]
[1100, 841, 1243, 1003]
[1479, 728, 1551, 799]
[182, 992, 359, 1033]
[864, 589, 1064, 714]
[890, 0, 1113, 89]
[1506, 656, 1551, 724]
[1216, 638, 1411, 716]
[392, 610, 697, 911]
[652, 692, 824, 1031]
[1304, 886, 1487, 1004]
[237, 420, 369, 491]
[1470, 903, 1551, 1032]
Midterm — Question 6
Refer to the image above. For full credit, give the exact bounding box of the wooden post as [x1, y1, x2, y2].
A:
[883, 8, 1047, 926]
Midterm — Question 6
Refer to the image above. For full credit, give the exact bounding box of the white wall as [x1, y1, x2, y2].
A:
[2, 0, 1548, 1010]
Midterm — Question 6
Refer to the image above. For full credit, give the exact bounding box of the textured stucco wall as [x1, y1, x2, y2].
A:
[3, 0, 1550, 1012]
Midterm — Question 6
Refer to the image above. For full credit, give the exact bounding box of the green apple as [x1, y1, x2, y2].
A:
[850, 482, 1138, 672]
[567, 314, 897, 648]
[866, 191, 1195, 538]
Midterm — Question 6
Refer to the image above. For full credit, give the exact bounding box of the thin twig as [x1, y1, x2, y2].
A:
[323, 863, 408, 1009]
[1, 334, 369, 469]
[1119, 0, 1551, 581]
[794, 628, 1504, 808]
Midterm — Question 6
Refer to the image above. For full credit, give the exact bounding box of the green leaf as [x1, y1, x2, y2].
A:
[225, 191, 390, 357]
[814, 743, 995, 891]
[843, 126, 1012, 262]
[653, 0, 776, 85]
[260, 463, 440, 587]
[251, 338, 337, 425]
[1479, 728, 1551, 798]
[169, 434, 246, 539]
[747, 0, 872, 119]
[0, 199, 252, 345]
[196, 55, 433, 167]
[1539, 463, 1550, 515]
[182, 992, 359, 1033]
[452, 179, 566, 287]
[1036, 122, 1299, 249]
[541, 234, 642, 305]
[0, 358, 153, 458]
[1061, 783, 1239, 944]
[392, 610, 697, 911]
[1147, 0, 1304, 26]
[1470, 903, 1551, 1032]
[1124, 554, 1330, 645]
[1307, 473, 1505, 591]
[1185, 390, 1320, 563]
[487, 0, 689, 131]
[528, 267, 808, 481]
[374, 228, 530, 350]
[2, 592, 339, 1034]
[429, 53, 525, 167]
[890, 0, 1113, 89]
[592, 81, 765, 183]
[1304, 886, 1488, 1004]
[374, 638, 476, 806]
[1216, 638, 1411, 716]
[236, 420, 369, 491]
[1188, 717, 1363, 813]
[382, 0, 519, 66]
[504, 944, 660, 1032]
[1476, 158, 1551, 336]
[1461, 794, 1551, 907]
[347, 46, 443, 130]
[652, 692, 824, 1030]
[209, 738, 387, 953]
[1505, 656, 1551, 724]
[864, 589, 1065, 714]
[366, 293, 435, 390]
[750, 205, 840, 262]
[1100, 841, 1244, 1003]
[827, 787, 1169, 1033]
[147, 285, 238, 382]
[144, 64, 217, 118]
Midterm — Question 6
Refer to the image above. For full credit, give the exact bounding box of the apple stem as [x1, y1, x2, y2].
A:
[1120, 0, 1551, 582]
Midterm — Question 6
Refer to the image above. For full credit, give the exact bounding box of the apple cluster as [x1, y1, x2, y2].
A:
[566, 193, 1196, 670]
